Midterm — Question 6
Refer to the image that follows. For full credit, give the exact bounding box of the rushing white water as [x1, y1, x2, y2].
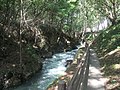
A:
[10, 48, 78, 90]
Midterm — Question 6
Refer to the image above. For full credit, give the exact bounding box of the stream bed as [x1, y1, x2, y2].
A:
[10, 48, 78, 90]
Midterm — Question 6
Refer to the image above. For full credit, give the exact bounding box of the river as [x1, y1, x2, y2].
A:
[10, 48, 78, 90]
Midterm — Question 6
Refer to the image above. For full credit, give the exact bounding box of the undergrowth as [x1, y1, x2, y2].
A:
[92, 23, 120, 89]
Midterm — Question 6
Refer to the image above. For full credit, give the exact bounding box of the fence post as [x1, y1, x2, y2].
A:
[58, 80, 66, 90]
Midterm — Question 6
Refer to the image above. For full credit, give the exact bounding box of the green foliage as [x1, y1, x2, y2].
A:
[86, 33, 94, 41]
[88, 0, 120, 24]
[93, 24, 120, 90]
[25, 44, 38, 60]
[94, 23, 120, 55]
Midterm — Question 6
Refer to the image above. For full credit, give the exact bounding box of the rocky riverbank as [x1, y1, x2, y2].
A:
[0, 24, 79, 90]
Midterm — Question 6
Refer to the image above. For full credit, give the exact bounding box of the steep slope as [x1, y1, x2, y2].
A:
[92, 23, 120, 89]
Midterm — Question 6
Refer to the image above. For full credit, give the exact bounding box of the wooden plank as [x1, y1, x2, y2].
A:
[66, 45, 90, 90]
[58, 80, 66, 90]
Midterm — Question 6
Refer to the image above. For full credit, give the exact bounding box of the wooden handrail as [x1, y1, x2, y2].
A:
[58, 80, 66, 90]
[58, 43, 90, 90]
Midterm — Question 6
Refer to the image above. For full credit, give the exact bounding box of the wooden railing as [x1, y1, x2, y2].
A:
[58, 44, 90, 90]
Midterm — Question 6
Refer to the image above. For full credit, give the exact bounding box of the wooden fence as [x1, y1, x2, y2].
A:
[58, 44, 90, 90]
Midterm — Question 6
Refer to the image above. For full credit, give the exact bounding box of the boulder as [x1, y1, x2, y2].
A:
[65, 60, 73, 67]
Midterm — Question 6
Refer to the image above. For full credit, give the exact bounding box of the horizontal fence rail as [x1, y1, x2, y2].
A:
[58, 43, 90, 90]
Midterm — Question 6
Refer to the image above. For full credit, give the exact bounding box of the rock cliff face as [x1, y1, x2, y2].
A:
[0, 24, 78, 89]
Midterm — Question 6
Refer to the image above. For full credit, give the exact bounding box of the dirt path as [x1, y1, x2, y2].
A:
[87, 49, 108, 90]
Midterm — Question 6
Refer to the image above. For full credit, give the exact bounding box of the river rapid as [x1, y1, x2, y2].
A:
[9, 48, 78, 90]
